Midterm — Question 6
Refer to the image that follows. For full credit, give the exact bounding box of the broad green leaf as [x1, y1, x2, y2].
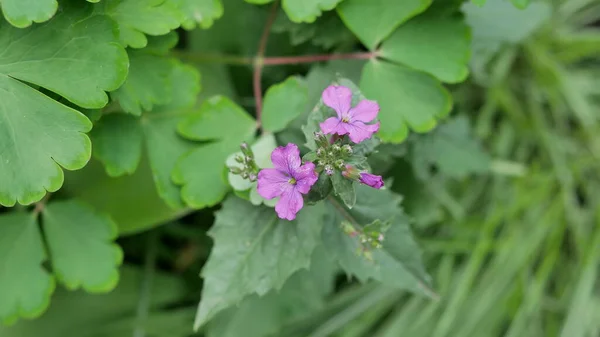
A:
[174, 96, 256, 208]
[91, 114, 143, 177]
[0, 0, 57, 28]
[331, 172, 356, 209]
[93, 61, 200, 208]
[0, 2, 127, 206]
[173, 0, 224, 29]
[102, 0, 181, 48]
[110, 51, 174, 115]
[0, 212, 55, 325]
[282, 0, 343, 23]
[324, 185, 434, 296]
[410, 116, 491, 179]
[510, 0, 530, 9]
[207, 246, 337, 337]
[0, 4, 128, 108]
[226, 134, 276, 192]
[306, 172, 333, 204]
[360, 60, 452, 143]
[42, 200, 123, 293]
[194, 196, 325, 330]
[262, 76, 308, 133]
[380, 12, 471, 83]
[337, 0, 431, 50]
[272, 11, 355, 49]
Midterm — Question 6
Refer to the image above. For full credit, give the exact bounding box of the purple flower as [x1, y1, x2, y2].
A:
[359, 173, 384, 189]
[319, 85, 380, 143]
[257, 143, 318, 220]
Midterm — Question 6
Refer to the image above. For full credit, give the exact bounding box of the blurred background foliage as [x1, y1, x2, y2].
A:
[2, 0, 599, 336]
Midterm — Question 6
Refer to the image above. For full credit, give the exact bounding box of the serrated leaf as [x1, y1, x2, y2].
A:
[337, 0, 431, 50]
[360, 60, 452, 143]
[331, 172, 356, 208]
[194, 196, 325, 330]
[173, 0, 224, 29]
[207, 246, 337, 337]
[102, 0, 181, 48]
[282, 0, 343, 23]
[174, 96, 256, 208]
[410, 116, 491, 179]
[0, 212, 55, 324]
[380, 12, 471, 83]
[110, 51, 174, 115]
[0, 0, 57, 28]
[93, 61, 201, 208]
[262, 76, 308, 133]
[42, 200, 123, 292]
[91, 114, 143, 177]
[324, 185, 434, 296]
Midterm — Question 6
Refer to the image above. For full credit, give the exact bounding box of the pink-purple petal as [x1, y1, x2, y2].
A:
[322, 85, 352, 117]
[275, 188, 304, 221]
[320, 117, 346, 135]
[349, 99, 379, 123]
[294, 162, 318, 194]
[270, 143, 301, 173]
[257, 168, 291, 199]
[345, 121, 380, 143]
[359, 173, 384, 189]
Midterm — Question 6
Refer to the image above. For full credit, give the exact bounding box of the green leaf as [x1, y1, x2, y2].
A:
[102, 0, 181, 48]
[93, 61, 201, 208]
[410, 116, 491, 179]
[173, 0, 224, 29]
[194, 196, 325, 330]
[360, 60, 452, 143]
[0, 3, 127, 206]
[207, 246, 337, 337]
[306, 172, 333, 204]
[272, 11, 355, 49]
[91, 114, 143, 177]
[0, 212, 55, 325]
[331, 172, 356, 209]
[337, 0, 431, 50]
[226, 134, 277, 192]
[0, 4, 128, 108]
[110, 51, 174, 115]
[510, 0, 530, 9]
[282, 0, 344, 23]
[0, 0, 57, 28]
[324, 185, 434, 296]
[262, 76, 308, 133]
[42, 200, 123, 292]
[174, 96, 256, 208]
[380, 11, 471, 83]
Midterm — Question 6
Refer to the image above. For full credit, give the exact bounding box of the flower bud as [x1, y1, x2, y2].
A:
[240, 142, 253, 157]
[325, 165, 334, 175]
[248, 173, 257, 181]
[316, 148, 324, 157]
[341, 165, 360, 180]
[335, 160, 345, 169]
[229, 167, 242, 174]
[318, 160, 326, 166]
[342, 144, 353, 155]
[332, 144, 341, 153]
[241, 172, 249, 179]
[235, 155, 244, 164]
[359, 173, 384, 189]
[314, 131, 329, 148]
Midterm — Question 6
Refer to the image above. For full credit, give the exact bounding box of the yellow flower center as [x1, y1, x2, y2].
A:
[341, 116, 350, 123]
[288, 178, 297, 185]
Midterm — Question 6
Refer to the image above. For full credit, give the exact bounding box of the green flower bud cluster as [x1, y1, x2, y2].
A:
[228, 142, 259, 182]
[340, 219, 390, 260]
[313, 132, 353, 176]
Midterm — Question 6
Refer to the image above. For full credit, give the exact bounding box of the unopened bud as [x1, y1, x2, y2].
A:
[325, 165, 334, 175]
[332, 144, 341, 152]
[342, 145, 352, 155]
[229, 167, 242, 174]
[241, 172, 249, 179]
[316, 148, 324, 157]
[240, 142, 253, 157]
[248, 173, 257, 181]
[318, 160, 326, 166]
[314, 131, 329, 147]
[335, 160, 345, 169]
[235, 155, 244, 164]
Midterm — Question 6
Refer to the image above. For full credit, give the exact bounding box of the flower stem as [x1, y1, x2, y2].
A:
[262, 52, 377, 65]
[254, 0, 279, 132]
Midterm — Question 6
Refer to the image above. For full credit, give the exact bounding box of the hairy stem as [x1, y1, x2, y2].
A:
[254, 0, 279, 131]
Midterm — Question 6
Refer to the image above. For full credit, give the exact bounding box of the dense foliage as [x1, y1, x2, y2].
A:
[0, 0, 599, 336]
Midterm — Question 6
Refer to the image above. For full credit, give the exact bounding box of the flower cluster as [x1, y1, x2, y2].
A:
[228, 142, 259, 181]
[256, 85, 385, 220]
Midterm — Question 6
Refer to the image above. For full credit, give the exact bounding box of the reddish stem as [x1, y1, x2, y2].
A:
[253, 1, 279, 131]
[263, 52, 377, 65]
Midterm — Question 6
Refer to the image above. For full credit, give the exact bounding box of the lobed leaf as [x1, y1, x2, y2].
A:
[337, 0, 431, 50]
[261, 76, 308, 133]
[0, 213, 55, 325]
[194, 196, 325, 330]
[0, 0, 57, 28]
[42, 200, 124, 292]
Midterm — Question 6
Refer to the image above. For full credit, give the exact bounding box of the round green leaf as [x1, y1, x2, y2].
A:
[91, 114, 143, 177]
[0, 212, 55, 325]
[262, 77, 308, 133]
[380, 13, 471, 83]
[173, 0, 224, 29]
[282, 0, 343, 23]
[42, 200, 124, 293]
[337, 0, 431, 50]
[360, 60, 452, 143]
[0, 0, 57, 28]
